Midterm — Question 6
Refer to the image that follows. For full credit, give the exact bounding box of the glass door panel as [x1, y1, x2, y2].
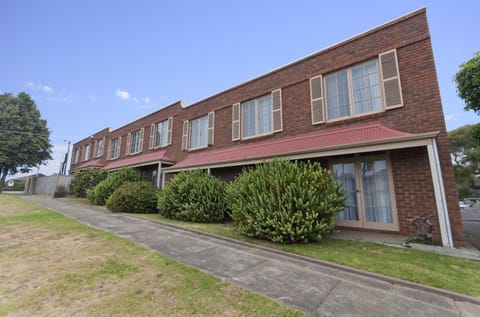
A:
[332, 162, 359, 222]
[361, 160, 393, 224]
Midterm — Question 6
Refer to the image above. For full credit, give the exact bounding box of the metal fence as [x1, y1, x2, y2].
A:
[26, 175, 73, 197]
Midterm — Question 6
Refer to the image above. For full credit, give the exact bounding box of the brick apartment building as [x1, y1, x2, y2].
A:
[70, 8, 465, 247]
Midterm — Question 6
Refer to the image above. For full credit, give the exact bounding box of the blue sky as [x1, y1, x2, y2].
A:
[1, 0, 479, 176]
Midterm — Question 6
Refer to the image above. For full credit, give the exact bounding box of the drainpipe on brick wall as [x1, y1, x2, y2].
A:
[426, 138, 454, 248]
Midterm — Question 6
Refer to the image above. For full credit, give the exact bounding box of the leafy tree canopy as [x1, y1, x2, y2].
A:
[448, 124, 480, 199]
[448, 124, 480, 166]
[455, 51, 480, 114]
[0, 92, 52, 192]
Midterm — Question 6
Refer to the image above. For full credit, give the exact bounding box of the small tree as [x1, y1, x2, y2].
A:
[106, 181, 158, 213]
[87, 168, 143, 205]
[0, 93, 52, 192]
[70, 167, 108, 197]
[455, 51, 480, 114]
[157, 170, 227, 223]
[228, 159, 346, 244]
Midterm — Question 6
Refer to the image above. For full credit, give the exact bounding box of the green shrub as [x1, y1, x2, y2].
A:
[157, 170, 227, 223]
[87, 168, 143, 205]
[71, 168, 108, 197]
[227, 159, 346, 244]
[106, 181, 158, 213]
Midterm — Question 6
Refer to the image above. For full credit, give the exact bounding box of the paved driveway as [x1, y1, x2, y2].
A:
[462, 205, 480, 250]
[23, 195, 480, 317]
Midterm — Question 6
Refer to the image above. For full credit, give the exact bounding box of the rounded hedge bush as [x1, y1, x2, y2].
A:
[71, 167, 108, 198]
[227, 159, 346, 244]
[106, 181, 158, 213]
[87, 168, 143, 205]
[157, 170, 227, 223]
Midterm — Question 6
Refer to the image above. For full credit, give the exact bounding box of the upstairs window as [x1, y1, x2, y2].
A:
[73, 149, 80, 164]
[149, 117, 173, 150]
[83, 144, 90, 161]
[95, 138, 105, 158]
[110, 138, 120, 160]
[232, 89, 282, 141]
[128, 129, 144, 155]
[242, 95, 272, 139]
[182, 112, 214, 151]
[189, 115, 209, 149]
[325, 60, 382, 121]
[155, 120, 169, 148]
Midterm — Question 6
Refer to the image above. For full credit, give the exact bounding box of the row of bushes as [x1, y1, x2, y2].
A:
[72, 160, 346, 244]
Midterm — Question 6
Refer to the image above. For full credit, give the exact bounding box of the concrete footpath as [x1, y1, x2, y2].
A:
[23, 195, 480, 317]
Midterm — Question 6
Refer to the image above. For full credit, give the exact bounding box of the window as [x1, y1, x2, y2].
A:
[155, 119, 169, 148]
[94, 138, 105, 157]
[129, 129, 144, 154]
[232, 89, 282, 141]
[242, 95, 272, 139]
[325, 60, 382, 121]
[331, 156, 398, 231]
[83, 144, 90, 161]
[73, 149, 80, 164]
[182, 112, 214, 151]
[189, 115, 209, 149]
[110, 138, 120, 160]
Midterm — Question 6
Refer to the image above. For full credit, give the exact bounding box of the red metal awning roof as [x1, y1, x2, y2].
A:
[104, 150, 173, 170]
[71, 158, 104, 171]
[168, 123, 434, 171]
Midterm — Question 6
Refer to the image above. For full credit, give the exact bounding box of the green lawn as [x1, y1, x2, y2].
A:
[136, 213, 480, 298]
[0, 194, 304, 316]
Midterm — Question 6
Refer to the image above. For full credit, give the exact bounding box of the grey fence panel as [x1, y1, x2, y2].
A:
[28, 175, 73, 196]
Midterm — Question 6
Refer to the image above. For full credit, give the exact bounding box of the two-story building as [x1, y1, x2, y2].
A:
[70, 8, 465, 248]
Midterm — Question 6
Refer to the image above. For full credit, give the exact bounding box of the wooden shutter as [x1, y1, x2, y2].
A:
[139, 128, 144, 152]
[181, 120, 189, 151]
[310, 75, 325, 124]
[167, 117, 173, 145]
[232, 103, 240, 141]
[93, 141, 97, 158]
[271, 89, 282, 132]
[149, 124, 155, 149]
[208, 111, 215, 145]
[126, 133, 131, 155]
[106, 141, 111, 160]
[379, 49, 403, 109]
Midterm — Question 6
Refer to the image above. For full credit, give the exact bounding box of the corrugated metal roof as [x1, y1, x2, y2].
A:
[172, 123, 413, 169]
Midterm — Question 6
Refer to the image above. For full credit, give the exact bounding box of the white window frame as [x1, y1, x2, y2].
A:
[154, 119, 169, 148]
[129, 129, 143, 155]
[83, 144, 90, 161]
[95, 138, 105, 158]
[110, 138, 120, 160]
[189, 115, 209, 150]
[330, 154, 399, 231]
[241, 94, 273, 140]
[324, 59, 384, 122]
[73, 149, 80, 164]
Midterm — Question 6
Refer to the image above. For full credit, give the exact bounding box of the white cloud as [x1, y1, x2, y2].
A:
[445, 114, 460, 121]
[144, 97, 151, 104]
[42, 85, 53, 93]
[25, 81, 54, 93]
[132, 97, 139, 104]
[116, 89, 130, 100]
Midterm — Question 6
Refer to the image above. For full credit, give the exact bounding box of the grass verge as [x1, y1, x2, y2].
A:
[0, 194, 304, 317]
[135, 213, 480, 298]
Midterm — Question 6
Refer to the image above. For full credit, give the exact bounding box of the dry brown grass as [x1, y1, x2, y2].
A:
[0, 194, 304, 316]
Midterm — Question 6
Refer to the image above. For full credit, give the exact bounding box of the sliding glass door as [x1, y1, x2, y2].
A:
[332, 156, 398, 231]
